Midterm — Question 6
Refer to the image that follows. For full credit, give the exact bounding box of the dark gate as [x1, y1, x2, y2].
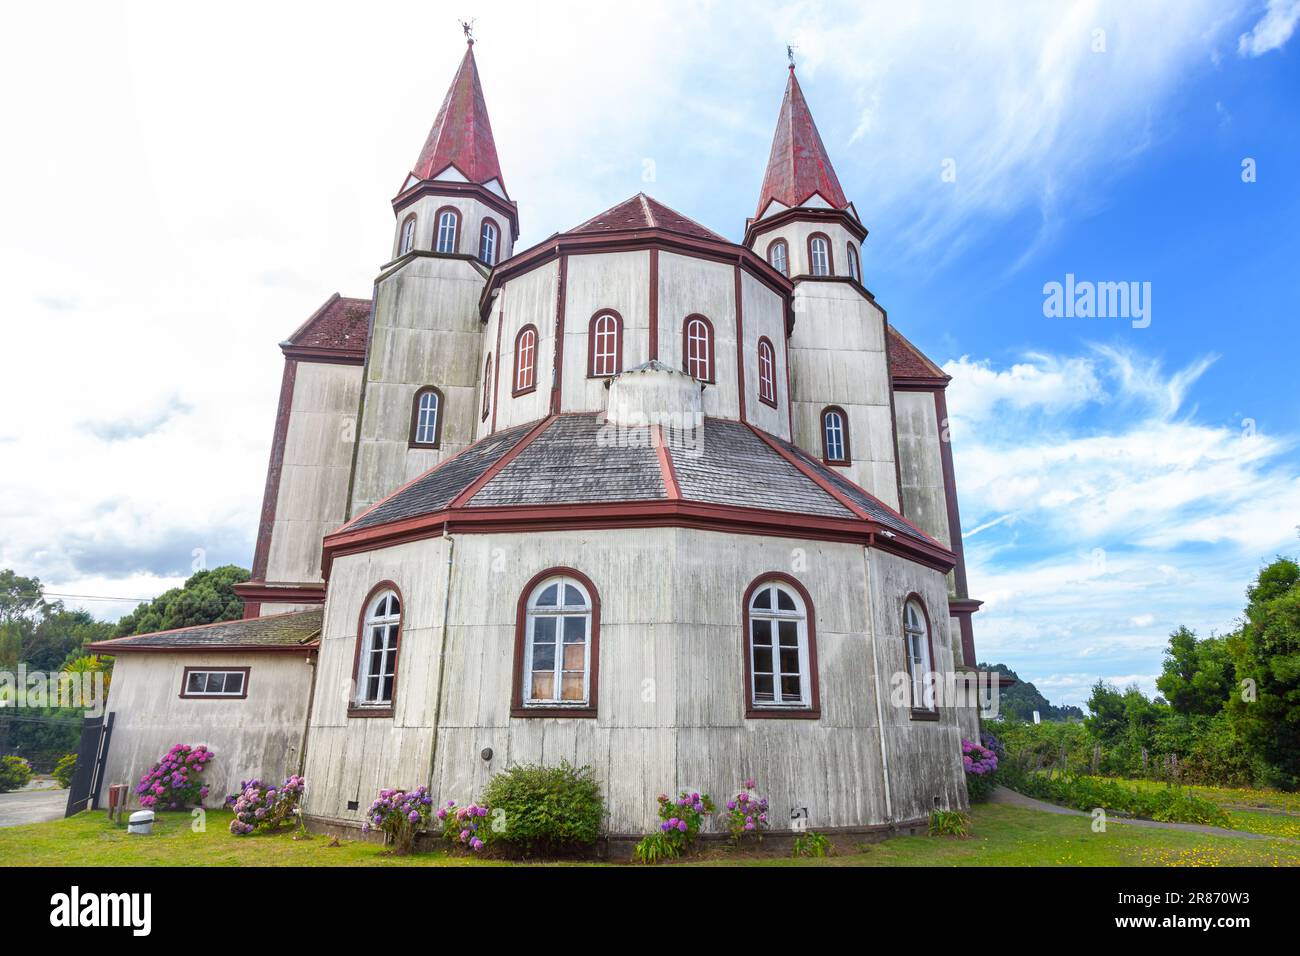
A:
[64, 711, 114, 817]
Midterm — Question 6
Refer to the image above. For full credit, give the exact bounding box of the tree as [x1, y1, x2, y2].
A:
[22, 607, 114, 673]
[113, 565, 250, 637]
[1157, 626, 1235, 717]
[979, 663, 1084, 722]
[0, 570, 45, 627]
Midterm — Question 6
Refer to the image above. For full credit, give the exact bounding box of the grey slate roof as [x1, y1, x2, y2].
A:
[338, 413, 941, 553]
[89, 608, 322, 652]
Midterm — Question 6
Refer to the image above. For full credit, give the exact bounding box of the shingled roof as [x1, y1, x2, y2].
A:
[87, 609, 322, 654]
[565, 193, 727, 243]
[282, 293, 371, 357]
[339, 414, 941, 555]
[887, 326, 949, 385]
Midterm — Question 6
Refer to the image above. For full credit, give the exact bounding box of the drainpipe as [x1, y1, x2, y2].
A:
[865, 545, 894, 822]
[426, 523, 456, 792]
[295, 649, 319, 778]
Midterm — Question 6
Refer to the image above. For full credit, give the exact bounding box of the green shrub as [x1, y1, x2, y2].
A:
[480, 760, 604, 857]
[52, 753, 77, 789]
[1015, 773, 1229, 827]
[929, 809, 970, 837]
[792, 830, 833, 858]
[0, 756, 33, 793]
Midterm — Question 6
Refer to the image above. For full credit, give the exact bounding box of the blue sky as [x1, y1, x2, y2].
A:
[2, 1, 1297, 707]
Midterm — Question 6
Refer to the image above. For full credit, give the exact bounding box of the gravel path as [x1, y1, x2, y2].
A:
[0, 788, 67, 828]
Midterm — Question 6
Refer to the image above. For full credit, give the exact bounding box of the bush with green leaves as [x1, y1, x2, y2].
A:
[0, 756, 33, 793]
[479, 760, 604, 857]
[929, 809, 970, 837]
[52, 753, 77, 789]
[791, 830, 833, 858]
[634, 788, 716, 863]
[1016, 773, 1229, 827]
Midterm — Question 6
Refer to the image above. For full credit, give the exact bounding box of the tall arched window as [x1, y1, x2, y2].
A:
[757, 336, 777, 407]
[513, 570, 600, 715]
[399, 214, 417, 255]
[479, 218, 499, 265]
[435, 207, 460, 254]
[821, 405, 850, 464]
[846, 242, 861, 283]
[744, 574, 819, 716]
[904, 598, 935, 713]
[352, 586, 402, 713]
[481, 354, 493, 421]
[513, 325, 538, 395]
[588, 310, 623, 377]
[682, 314, 714, 382]
[767, 239, 789, 277]
[808, 234, 832, 276]
[409, 386, 442, 448]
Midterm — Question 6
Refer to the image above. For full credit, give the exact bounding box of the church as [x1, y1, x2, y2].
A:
[90, 38, 986, 839]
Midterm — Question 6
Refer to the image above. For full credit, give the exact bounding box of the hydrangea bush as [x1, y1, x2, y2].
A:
[226, 775, 305, 835]
[361, 785, 433, 854]
[633, 789, 715, 863]
[962, 738, 999, 803]
[135, 744, 212, 809]
[436, 800, 489, 852]
[722, 778, 770, 844]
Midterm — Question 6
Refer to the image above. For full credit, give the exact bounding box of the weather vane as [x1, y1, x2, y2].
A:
[460, 18, 475, 43]
[786, 43, 797, 68]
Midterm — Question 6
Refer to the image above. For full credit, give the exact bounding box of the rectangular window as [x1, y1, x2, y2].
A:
[180, 668, 248, 698]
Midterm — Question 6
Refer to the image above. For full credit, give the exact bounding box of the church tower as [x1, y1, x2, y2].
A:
[346, 36, 518, 518]
[743, 62, 900, 509]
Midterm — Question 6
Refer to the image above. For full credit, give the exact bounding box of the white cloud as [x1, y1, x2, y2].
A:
[1238, 0, 1300, 56]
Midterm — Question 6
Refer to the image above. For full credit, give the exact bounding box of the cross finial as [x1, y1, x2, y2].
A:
[786, 44, 797, 69]
[460, 18, 475, 44]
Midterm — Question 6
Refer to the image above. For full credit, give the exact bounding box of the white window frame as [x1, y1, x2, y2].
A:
[905, 599, 935, 710]
[399, 216, 416, 255]
[414, 389, 439, 445]
[748, 581, 811, 708]
[823, 409, 846, 462]
[847, 243, 860, 282]
[355, 590, 401, 707]
[592, 313, 618, 376]
[685, 317, 711, 381]
[523, 576, 592, 707]
[810, 236, 830, 276]
[515, 328, 536, 391]
[182, 669, 247, 698]
[436, 210, 459, 254]
[758, 338, 776, 404]
[479, 220, 498, 265]
[769, 240, 788, 276]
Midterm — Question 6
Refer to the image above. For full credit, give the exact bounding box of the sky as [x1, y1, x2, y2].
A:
[1, 1, 1297, 707]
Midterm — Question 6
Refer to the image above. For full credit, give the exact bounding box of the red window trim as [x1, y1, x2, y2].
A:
[481, 354, 493, 421]
[741, 572, 821, 720]
[348, 580, 404, 719]
[807, 232, 834, 277]
[820, 404, 851, 465]
[179, 666, 250, 700]
[398, 213, 417, 256]
[408, 385, 444, 449]
[902, 593, 940, 720]
[478, 216, 501, 265]
[433, 205, 461, 255]
[512, 324, 539, 396]
[757, 336, 778, 408]
[681, 313, 716, 384]
[586, 309, 624, 378]
[510, 567, 601, 718]
[766, 237, 790, 277]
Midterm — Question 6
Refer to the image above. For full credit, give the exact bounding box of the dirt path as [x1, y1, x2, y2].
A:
[0, 788, 67, 828]
[990, 787, 1299, 843]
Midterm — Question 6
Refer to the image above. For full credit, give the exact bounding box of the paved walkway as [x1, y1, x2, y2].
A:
[0, 787, 67, 828]
[991, 786, 1296, 842]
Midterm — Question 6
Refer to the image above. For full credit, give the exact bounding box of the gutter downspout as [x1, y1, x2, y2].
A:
[865, 546, 894, 822]
[296, 646, 319, 778]
[426, 523, 456, 791]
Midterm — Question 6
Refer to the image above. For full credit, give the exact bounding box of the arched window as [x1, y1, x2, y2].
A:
[479, 218, 499, 265]
[409, 386, 442, 448]
[399, 214, 417, 255]
[903, 597, 935, 713]
[846, 242, 861, 283]
[588, 310, 623, 377]
[352, 586, 402, 713]
[513, 325, 538, 395]
[808, 233, 832, 276]
[757, 336, 777, 407]
[744, 574, 819, 716]
[435, 207, 460, 254]
[682, 314, 714, 382]
[767, 239, 789, 277]
[821, 406, 850, 464]
[513, 569, 600, 715]
[481, 354, 493, 421]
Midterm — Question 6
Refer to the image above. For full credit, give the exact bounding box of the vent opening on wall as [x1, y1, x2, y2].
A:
[346, 800, 359, 811]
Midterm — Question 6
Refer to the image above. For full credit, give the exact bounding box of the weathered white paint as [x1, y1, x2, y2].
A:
[102, 652, 314, 805]
[561, 250, 650, 410]
[476, 260, 557, 436]
[606, 362, 700, 427]
[390, 193, 513, 263]
[302, 528, 971, 834]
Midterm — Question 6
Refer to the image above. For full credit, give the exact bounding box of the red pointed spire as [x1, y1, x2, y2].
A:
[754, 66, 848, 217]
[410, 40, 506, 192]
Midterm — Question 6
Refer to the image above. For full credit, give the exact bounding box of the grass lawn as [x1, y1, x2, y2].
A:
[1093, 776, 1300, 815]
[0, 803, 1297, 867]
